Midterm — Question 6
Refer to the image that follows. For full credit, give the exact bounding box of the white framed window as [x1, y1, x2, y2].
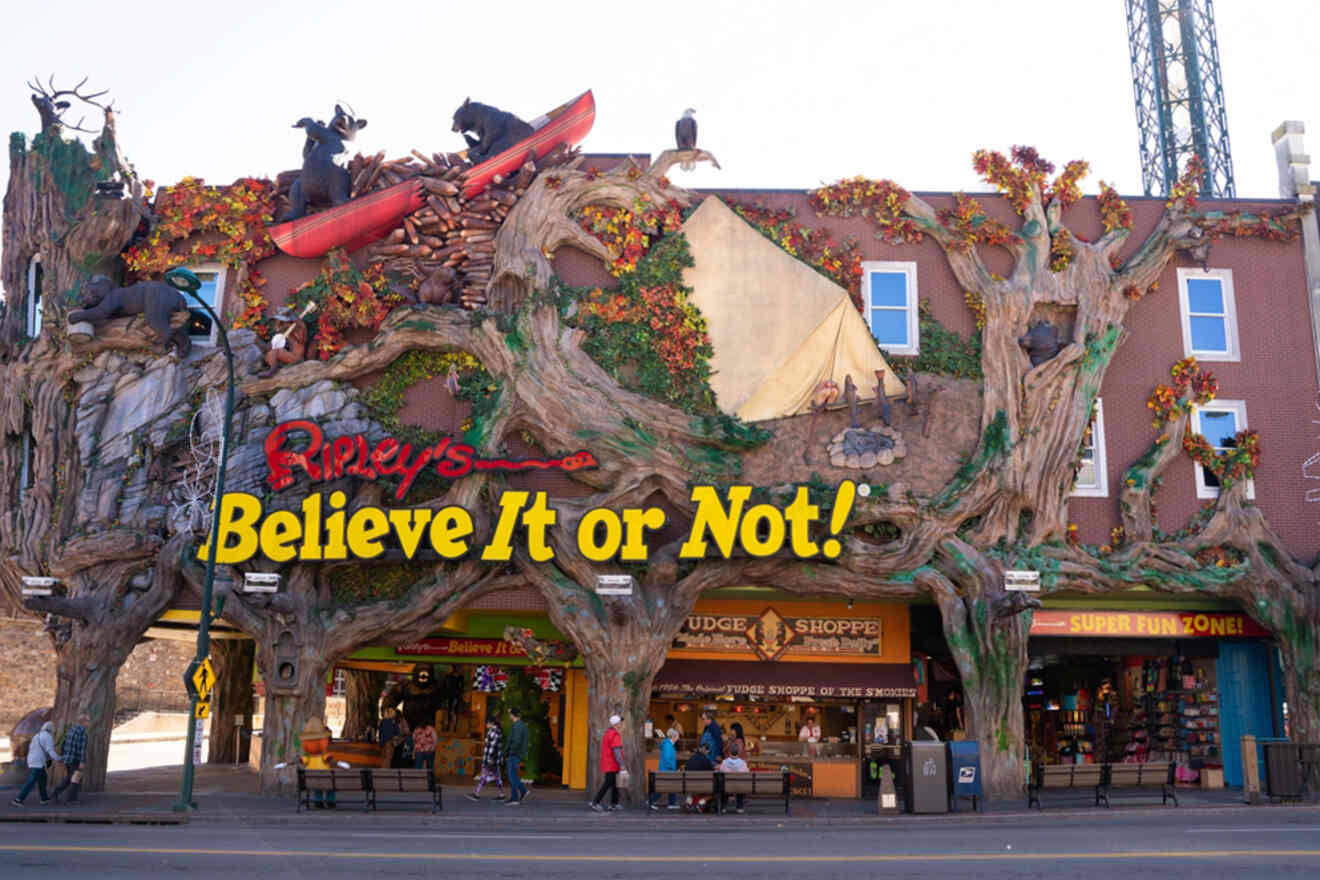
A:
[862, 261, 919, 356]
[184, 264, 227, 346]
[26, 255, 42, 338]
[1190, 399, 1254, 499]
[1177, 268, 1240, 361]
[1071, 399, 1108, 497]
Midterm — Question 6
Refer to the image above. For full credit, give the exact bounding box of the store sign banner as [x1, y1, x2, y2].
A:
[197, 420, 865, 565]
[1030, 610, 1270, 638]
[394, 637, 532, 658]
[653, 680, 916, 699]
[672, 606, 882, 662]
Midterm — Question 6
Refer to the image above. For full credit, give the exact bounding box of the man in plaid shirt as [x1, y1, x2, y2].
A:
[52, 713, 89, 804]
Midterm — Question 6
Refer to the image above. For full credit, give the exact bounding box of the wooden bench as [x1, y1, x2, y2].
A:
[720, 770, 791, 815]
[1027, 763, 1105, 809]
[296, 768, 441, 813]
[648, 770, 718, 812]
[1101, 761, 1177, 807]
[367, 768, 442, 813]
[297, 768, 372, 812]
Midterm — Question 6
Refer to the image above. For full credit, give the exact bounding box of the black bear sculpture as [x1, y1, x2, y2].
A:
[451, 97, 533, 164]
[1018, 319, 1063, 367]
[69, 275, 193, 357]
[280, 104, 367, 222]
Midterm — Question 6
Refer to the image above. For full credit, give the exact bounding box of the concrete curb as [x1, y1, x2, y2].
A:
[7, 798, 1309, 829]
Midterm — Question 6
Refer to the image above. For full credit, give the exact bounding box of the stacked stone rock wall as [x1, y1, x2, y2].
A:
[0, 617, 196, 731]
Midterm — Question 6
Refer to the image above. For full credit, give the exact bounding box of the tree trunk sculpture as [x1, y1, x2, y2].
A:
[208, 637, 255, 765]
[340, 668, 386, 742]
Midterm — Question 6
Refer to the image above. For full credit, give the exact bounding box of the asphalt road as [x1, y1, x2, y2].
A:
[2, 809, 1318, 878]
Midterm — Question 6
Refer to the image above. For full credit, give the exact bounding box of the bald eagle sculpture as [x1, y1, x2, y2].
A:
[675, 108, 698, 170]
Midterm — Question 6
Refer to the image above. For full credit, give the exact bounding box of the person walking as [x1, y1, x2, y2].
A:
[590, 714, 625, 813]
[648, 728, 679, 811]
[465, 717, 505, 802]
[412, 719, 437, 775]
[51, 714, 89, 804]
[12, 721, 58, 807]
[699, 711, 723, 761]
[505, 707, 530, 805]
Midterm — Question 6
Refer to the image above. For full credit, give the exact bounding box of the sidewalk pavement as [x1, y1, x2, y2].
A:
[1, 764, 1313, 827]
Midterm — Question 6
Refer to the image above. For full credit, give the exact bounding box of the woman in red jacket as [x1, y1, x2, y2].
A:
[590, 714, 624, 812]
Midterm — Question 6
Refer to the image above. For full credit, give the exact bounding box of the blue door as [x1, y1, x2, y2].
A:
[1218, 641, 1280, 787]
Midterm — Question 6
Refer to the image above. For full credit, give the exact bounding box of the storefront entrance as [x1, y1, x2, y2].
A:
[648, 598, 915, 798]
[1025, 609, 1283, 788]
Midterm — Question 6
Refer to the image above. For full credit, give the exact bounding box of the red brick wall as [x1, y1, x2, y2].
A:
[244, 174, 1319, 561]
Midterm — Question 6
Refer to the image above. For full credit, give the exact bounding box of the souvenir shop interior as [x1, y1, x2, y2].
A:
[1023, 643, 1224, 782]
[335, 660, 569, 786]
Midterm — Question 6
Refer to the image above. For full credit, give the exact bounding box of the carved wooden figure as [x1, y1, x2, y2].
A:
[873, 369, 892, 427]
[262, 314, 309, 376]
[281, 105, 367, 222]
[68, 276, 191, 357]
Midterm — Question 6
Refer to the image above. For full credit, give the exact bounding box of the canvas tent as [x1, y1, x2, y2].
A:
[680, 197, 906, 422]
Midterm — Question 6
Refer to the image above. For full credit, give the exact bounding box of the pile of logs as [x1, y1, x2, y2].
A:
[325, 144, 576, 309]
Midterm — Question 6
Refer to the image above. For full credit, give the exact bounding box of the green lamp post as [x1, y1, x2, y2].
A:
[164, 266, 236, 812]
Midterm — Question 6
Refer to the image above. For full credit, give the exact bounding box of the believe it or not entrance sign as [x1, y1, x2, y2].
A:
[1030, 610, 1271, 638]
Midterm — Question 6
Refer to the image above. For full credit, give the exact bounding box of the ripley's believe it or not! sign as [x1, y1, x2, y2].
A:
[198, 421, 862, 565]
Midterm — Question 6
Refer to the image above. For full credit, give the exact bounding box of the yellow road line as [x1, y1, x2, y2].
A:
[0, 846, 1318, 863]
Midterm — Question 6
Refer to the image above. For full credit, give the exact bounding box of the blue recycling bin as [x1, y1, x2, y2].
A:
[947, 740, 984, 812]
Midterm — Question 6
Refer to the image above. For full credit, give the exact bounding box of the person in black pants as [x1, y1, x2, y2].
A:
[590, 714, 625, 812]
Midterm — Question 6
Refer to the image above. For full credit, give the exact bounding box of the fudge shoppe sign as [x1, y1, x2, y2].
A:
[196, 420, 865, 565]
[671, 607, 883, 662]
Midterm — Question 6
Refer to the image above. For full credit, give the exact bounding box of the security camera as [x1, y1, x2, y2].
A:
[21, 576, 57, 597]
[242, 572, 281, 593]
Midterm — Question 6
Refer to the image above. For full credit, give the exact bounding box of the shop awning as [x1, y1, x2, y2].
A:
[654, 659, 915, 700]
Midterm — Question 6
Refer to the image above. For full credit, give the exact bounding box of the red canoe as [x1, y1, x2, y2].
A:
[266, 179, 426, 259]
[460, 90, 596, 199]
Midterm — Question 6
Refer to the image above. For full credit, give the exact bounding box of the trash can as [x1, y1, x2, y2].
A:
[904, 740, 949, 813]
[1263, 742, 1304, 802]
[947, 740, 984, 812]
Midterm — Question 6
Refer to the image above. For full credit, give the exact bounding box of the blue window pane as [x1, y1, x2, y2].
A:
[195, 273, 219, 308]
[869, 272, 908, 308]
[1186, 278, 1224, 314]
[187, 271, 220, 339]
[1189, 316, 1227, 352]
[870, 308, 908, 346]
[1198, 410, 1237, 447]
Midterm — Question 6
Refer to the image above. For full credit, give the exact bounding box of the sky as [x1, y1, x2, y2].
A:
[0, 0, 1317, 202]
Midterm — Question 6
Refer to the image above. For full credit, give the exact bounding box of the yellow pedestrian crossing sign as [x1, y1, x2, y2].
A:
[187, 657, 215, 702]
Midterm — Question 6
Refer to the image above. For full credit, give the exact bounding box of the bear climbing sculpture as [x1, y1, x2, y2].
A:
[69, 275, 192, 357]
[280, 104, 367, 222]
[451, 97, 533, 164]
[1018, 319, 1063, 367]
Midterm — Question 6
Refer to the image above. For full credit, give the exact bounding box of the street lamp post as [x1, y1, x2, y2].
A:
[165, 267, 235, 812]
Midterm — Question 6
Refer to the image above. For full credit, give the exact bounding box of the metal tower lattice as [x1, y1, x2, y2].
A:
[1126, 0, 1235, 197]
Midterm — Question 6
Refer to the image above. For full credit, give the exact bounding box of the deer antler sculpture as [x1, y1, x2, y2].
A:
[27, 75, 112, 135]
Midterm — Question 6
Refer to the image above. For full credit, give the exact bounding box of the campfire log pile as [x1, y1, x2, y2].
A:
[277, 144, 578, 310]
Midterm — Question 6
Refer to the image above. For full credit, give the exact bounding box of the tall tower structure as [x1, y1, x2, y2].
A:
[1126, 0, 1235, 197]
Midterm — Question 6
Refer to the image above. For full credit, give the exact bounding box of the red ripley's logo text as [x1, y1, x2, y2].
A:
[264, 420, 597, 500]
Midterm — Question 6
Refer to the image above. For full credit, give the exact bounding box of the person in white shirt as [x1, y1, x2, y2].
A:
[12, 721, 58, 806]
[720, 741, 749, 813]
